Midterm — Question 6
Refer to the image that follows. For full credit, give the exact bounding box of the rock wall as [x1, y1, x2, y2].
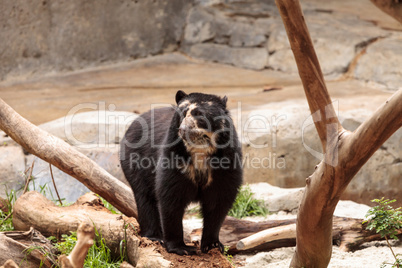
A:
[180, 0, 402, 91]
[1, 0, 401, 91]
[238, 101, 402, 207]
[0, 0, 193, 80]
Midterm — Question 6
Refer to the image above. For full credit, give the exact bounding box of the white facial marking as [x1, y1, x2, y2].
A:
[178, 100, 190, 108]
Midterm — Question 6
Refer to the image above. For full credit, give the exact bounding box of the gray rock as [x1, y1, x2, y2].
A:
[235, 100, 320, 188]
[39, 111, 138, 148]
[249, 183, 304, 213]
[0, 146, 25, 199]
[249, 182, 371, 218]
[0, 0, 193, 80]
[354, 36, 402, 91]
[229, 32, 266, 48]
[183, 43, 268, 70]
[184, 7, 215, 44]
[238, 102, 402, 207]
[25, 155, 90, 203]
[24, 145, 128, 203]
[268, 11, 386, 75]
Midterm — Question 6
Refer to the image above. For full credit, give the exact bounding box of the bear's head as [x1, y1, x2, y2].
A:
[175, 90, 230, 155]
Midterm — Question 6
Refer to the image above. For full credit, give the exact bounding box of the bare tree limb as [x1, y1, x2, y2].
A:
[236, 223, 296, 250]
[49, 164, 63, 206]
[275, 0, 402, 267]
[275, 0, 342, 151]
[371, 0, 402, 24]
[59, 223, 95, 268]
[0, 98, 137, 218]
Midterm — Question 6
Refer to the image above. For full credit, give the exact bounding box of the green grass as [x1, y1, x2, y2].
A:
[49, 226, 126, 268]
[228, 185, 269, 219]
[184, 185, 269, 219]
[97, 195, 120, 214]
[0, 188, 18, 231]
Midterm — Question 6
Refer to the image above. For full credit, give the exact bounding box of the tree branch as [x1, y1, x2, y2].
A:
[371, 0, 402, 24]
[275, 0, 402, 267]
[0, 98, 137, 218]
[343, 90, 402, 181]
[275, 0, 343, 151]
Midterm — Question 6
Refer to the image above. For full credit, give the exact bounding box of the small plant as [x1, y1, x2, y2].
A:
[363, 198, 402, 268]
[224, 245, 235, 267]
[228, 185, 268, 219]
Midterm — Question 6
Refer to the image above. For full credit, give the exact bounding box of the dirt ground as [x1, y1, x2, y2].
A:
[139, 237, 235, 268]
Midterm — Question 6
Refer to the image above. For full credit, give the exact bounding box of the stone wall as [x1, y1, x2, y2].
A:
[1, 0, 401, 91]
[0, 0, 193, 80]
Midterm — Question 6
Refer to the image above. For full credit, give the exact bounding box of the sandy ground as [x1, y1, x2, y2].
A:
[0, 53, 393, 126]
[238, 240, 402, 268]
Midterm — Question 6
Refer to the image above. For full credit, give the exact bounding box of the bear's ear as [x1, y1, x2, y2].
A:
[221, 95, 228, 107]
[176, 90, 188, 104]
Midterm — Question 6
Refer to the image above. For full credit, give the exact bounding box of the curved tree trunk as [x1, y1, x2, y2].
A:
[0, 98, 137, 218]
[275, 0, 402, 267]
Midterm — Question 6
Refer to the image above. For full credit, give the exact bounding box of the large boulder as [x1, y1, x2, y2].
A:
[354, 36, 402, 91]
[0, 0, 194, 80]
[268, 10, 386, 76]
[20, 110, 137, 202]
[39, 110, 138, 148]
[0, 145, 25, 199]
[238, 101, 402, 207]
[235, 100, 320, 188]
[24, 146, 127, 203]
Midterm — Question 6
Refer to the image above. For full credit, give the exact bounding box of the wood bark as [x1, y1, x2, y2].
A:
[371, 0, 402, 24]
[59, 222, 95, 268]
[0, 98, 137, 219]
[0, 228, 56, 268]
[275, 0, 402, 267]
[0, 260, 19, 268]
[12, 191, 140, 265]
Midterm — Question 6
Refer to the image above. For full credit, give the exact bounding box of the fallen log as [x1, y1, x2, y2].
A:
[12, 191, 233, 267]
[13, 191, 140, 265]
[0, 227, 56, 268]
[0, 98, 137, 218]
[201, 216, 402, 254]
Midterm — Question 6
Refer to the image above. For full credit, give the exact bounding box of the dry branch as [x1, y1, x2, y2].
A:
[0, 98, 137, 218]
[13, 191, 140, 265]
[274, 0, 402, 266]
[59, 223, 95, 268]
[371, 0, 402, 24]
[0, 260, 19, 268]
[236, 223, 296, 250]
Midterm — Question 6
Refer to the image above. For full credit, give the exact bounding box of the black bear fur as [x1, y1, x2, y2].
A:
[120, 91, 242, 255]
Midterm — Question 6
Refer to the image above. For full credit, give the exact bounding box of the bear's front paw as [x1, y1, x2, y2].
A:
[201, 240, 224, 253]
